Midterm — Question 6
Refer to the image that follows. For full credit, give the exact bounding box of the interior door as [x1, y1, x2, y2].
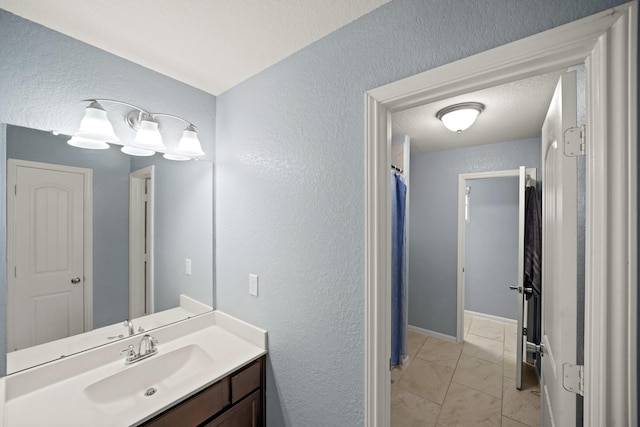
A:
[514, 165, 526, 389]
[8, 162, 86, 351]
[540, 72, 578, 426]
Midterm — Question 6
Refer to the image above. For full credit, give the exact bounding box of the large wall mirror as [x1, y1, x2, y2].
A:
[4, 124, 213, 373]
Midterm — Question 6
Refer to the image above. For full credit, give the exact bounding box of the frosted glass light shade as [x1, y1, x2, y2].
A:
[121, 145, 155, 157]
[133, 119, 165, 151]
[163, 153, 191, 161]
[436, 103, 484, 133]
[176, 127, 204, 157]
[67, 136, 109, 150]
[74, 102, 119, 142]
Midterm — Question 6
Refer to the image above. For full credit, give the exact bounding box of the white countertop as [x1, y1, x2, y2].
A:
[1, 311, 267, 427]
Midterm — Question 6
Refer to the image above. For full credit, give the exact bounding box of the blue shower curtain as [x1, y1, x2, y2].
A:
[391, 171, 407, 368]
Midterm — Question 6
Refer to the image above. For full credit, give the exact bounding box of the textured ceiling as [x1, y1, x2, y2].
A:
[392, 71, 564, 153]
[0, 0, 390, 95]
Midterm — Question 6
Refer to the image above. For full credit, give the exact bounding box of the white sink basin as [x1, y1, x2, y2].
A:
[84, 344, 214, 409]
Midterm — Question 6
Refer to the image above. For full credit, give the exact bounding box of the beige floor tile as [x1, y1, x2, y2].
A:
[391, 388, 441, 427]
[503, 351, 516, 379]
[406, 330, 428, 363]
[451, 354, 502, 398]
[464, 315, 473, 331]
[468, 317, 505, 342]
[504, 323, 517, 336]
[521, 363, 540, 391]
[502, 416, 529, 427]
[416, 337, 463, 369]
[397, 358, 454, 405]
[504, 326, 518, 353]
[462, 333, 503, 364]
[392, 366, 404, 385]
[436, 382, 501, 427]
[502, 377, 541, 426]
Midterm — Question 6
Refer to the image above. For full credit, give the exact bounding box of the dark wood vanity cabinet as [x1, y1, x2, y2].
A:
[141, 356, 265, 427]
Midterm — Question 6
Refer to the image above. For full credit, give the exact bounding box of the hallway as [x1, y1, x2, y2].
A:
[392, 315, 540, 426]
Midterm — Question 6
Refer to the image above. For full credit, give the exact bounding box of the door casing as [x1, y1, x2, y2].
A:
[364, 3, 637, 426]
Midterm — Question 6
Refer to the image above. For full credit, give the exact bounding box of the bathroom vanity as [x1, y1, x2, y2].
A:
[142, 356, 264, 426]
[0, 311, 267, 427]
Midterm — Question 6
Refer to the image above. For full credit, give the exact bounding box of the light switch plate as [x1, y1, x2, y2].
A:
[185, 259, 192, 275]
[249, 274, 258, 296]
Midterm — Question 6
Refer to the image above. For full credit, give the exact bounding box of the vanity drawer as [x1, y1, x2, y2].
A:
[143, 377, 230, 427]
[231, 359, 262, 403]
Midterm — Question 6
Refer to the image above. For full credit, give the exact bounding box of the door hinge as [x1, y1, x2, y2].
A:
[526, 341, 544, 356]
[562, 363, 584, 396]
[389, 358, 392, 372]
[522, 327, 527, 336]
[564, 125, 586, 157]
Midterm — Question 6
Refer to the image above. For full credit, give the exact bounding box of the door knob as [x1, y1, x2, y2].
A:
[70, 277, 81, 284]
[509, 285, 519, 291]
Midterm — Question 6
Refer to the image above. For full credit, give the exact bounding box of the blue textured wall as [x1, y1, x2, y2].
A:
[409, 139, 541, 336]
[215, 1, 624, 425]
[465, 177, 519, 320]
[0, 9, 216, 376]
[130, 156, 214, 310]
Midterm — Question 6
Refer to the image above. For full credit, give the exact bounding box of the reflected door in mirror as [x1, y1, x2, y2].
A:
[8, 160, 90, 351]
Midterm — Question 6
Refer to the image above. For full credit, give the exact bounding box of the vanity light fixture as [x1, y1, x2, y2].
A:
[436, 102, 485, 133]
[68, 99, 205, 160]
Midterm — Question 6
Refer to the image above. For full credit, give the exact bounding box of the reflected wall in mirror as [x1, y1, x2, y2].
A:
[4, 124, 213, 373]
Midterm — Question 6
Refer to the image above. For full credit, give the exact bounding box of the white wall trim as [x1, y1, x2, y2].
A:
[464, 310, 517, 326]
[407, 325, 457, 343]
[364, 3, 637, 426]
[583, 3, 638, 424]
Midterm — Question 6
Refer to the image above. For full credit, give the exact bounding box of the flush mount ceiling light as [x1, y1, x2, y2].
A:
[436, 102, 485, 133]
[68, 99, 205, 160]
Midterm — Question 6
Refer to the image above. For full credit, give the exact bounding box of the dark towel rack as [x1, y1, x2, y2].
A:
[391, 164, 403, 173]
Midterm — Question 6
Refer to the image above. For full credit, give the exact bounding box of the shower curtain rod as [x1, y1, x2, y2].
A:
[391, 164, 403, 173]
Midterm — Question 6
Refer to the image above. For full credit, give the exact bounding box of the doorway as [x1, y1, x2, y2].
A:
[129, 166, 155, 319]
[365, 4, 637, 426]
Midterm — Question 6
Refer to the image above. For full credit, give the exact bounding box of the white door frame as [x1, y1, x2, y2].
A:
[129, 166, 155, 319]
[6, 159, 94, 339]
[364, 3, 637, 426]
[455, 168, 536, 343]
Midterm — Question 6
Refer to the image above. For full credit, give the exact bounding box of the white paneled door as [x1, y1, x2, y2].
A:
[540, 72, 578, 426]
[8, 161, 86, 351]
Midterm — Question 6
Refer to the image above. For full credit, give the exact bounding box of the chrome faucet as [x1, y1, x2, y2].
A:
[123, 319, 135, 336]
[120, 334, 159, 365]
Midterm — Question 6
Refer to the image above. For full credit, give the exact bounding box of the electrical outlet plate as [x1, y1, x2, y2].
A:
[249, 274, 258, 296]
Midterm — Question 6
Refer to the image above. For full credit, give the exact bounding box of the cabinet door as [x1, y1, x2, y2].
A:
[204, 390, 261, 427]
[143, 378, 230, 427]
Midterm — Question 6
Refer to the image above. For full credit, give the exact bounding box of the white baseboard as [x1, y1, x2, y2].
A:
[407, 325, 457, 342]
[464, 309, 517, 325]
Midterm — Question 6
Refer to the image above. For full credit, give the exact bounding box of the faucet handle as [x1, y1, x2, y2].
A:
[149, 336, 158, 351]
[120, 344, 136, 360]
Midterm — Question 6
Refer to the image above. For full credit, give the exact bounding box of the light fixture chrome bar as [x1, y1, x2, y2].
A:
[72, 99, 205, 159]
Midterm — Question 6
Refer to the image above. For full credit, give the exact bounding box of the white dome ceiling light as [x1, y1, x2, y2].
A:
[436, 102, 485, 133]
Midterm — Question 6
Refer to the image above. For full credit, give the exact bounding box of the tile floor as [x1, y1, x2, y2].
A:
[392, 314, 540, 427]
